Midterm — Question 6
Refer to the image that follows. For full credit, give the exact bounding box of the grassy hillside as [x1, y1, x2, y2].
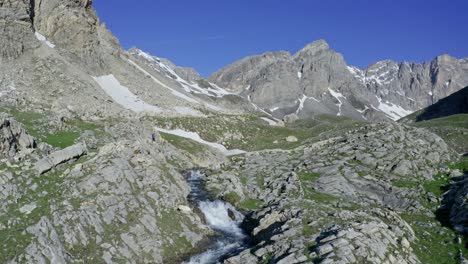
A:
[411, 114, 468, 154]
[149, 114, 362, 152]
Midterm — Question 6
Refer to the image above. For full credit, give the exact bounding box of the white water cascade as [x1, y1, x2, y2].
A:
[185, 170, 248, 264]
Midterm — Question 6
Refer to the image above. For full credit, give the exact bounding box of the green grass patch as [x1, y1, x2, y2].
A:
[392, 180, 420, 189]
[401, 214, 468, 264]
[0, 168, 66, 262]
[240, 198, 263, 210]
[160, 132, 208, 155]
[147, 114, 361, 152]
[157, 209, 198, 263]
[260, 253, 273, 264]
[2, 108, 105, 149]
[304, 190, 339, 203]
[223, 191, 241, 205]
[452, 156, 468, 174]
[43, 131, 81, 149]
[298, 171, 321, 182]
[410, 114, 468, 153]
[423, 174, 451, 198]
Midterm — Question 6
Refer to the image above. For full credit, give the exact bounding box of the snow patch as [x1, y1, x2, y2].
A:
[373, 97, 413, 121]
[261, 117, 280, 126]
[296, 94, 308, 114]
[34, 32, 55, 48]
[181, 81, 232, 98]
[348, 64, 397, 86]
[248, 95, 279, 120]
[154, 128, 245, 156]
[270, 107, 280, 112]
[295, 94, 321, 114]
[136, 50, 155, 62]
[93, 74, 162, 113]
[328, 88, 347, 116]
[132, 49, 232, 98]
[127, 59, 199, 104]
[347, 66, 366, 84]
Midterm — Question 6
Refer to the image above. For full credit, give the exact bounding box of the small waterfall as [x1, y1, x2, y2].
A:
[185, 170, 248, 264]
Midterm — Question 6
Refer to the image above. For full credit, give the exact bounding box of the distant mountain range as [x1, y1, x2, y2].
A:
[207, 40, 468, 122]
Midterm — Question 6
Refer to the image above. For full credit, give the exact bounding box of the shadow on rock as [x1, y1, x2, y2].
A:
[436, 173, 468, 243]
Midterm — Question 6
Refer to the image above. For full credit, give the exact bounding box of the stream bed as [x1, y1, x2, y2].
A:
[184, 170, 249, 264]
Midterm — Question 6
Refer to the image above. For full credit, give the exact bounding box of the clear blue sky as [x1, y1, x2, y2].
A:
[94, 0, 468, 77]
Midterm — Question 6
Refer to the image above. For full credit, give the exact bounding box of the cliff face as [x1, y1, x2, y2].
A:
[209, 40, 468, 122]
[0, 0, 120, 71]
[32, 0, 121, 71]
[0, 0, 37, 59]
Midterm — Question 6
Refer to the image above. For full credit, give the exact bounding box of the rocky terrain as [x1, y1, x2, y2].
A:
[209, 41, 468, 122]
[0, 1, 467, 264]
[401, 86, 468, 154]
[205, 122, 468, 264]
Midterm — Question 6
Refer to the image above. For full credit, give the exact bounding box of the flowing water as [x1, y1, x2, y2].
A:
[185, 170, 249, 264]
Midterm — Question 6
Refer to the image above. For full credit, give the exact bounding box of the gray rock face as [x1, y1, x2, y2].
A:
[0, 116, 36, 157]
[129, 48, 202, 82]
[314, 221, 419, 264]
[32, 0, 121, 72]
[0, 0, 120, 72]
[403, 86, 468, 122]
[0, 0, 38, 60]
[354, 55, 468, 115]
[25, 217, 68, 264]
[0, 0, 241, 122]
[35, 142, 87, 174]
[209, 40, 386, 121]
[209, 40, 468, 122]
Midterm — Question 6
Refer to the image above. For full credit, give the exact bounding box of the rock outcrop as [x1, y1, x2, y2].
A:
[35, 142, 87, 174]
[206, 122, 455, 263]
[0, 116, 36, 157]
[0, 0, 38, 59]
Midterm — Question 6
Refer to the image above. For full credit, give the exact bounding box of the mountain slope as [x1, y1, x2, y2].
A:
[209, 40, 468, 122]
[0, 0, 247, 122]
[401, 86, 468, 154]
[403, 86, 468, 122]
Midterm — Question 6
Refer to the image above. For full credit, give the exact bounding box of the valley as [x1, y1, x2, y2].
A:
[0, 0, 467, 263]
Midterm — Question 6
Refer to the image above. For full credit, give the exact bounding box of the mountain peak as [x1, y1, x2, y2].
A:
[297, 39, 330, 54]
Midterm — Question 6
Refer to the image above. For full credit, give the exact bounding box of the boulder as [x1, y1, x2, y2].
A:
[0, 117, 36, 157]
[283, 114, 299, 124]
[286, 136, 298, 142]
[35, 142, 87, 174]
